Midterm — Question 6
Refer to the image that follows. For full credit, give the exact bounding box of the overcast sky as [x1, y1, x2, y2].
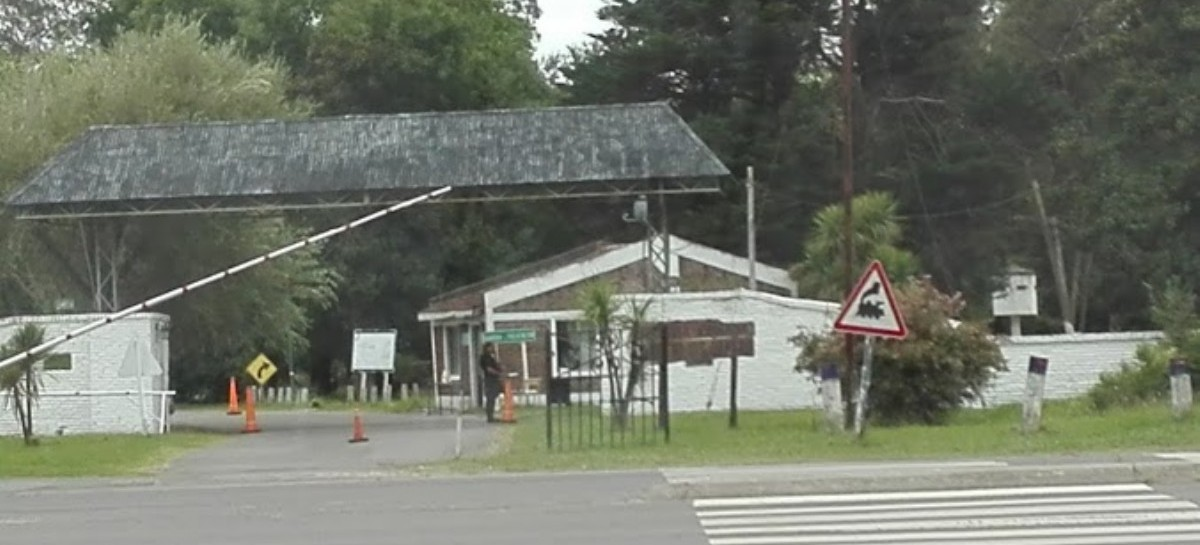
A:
[534, 0, 608, 59]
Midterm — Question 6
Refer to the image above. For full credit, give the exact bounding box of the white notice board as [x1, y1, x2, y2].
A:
[351, 329, 397, 372]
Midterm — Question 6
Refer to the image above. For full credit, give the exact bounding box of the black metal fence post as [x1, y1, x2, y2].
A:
[729, 352, 739, 429]
[658, 323, 670, 443]
[545, 332, 553, 450]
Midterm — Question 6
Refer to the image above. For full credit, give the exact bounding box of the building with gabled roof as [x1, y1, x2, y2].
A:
[418, 234, 800, 406]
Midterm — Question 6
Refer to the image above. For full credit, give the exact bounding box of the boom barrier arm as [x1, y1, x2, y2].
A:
[0, 186, 453, 373]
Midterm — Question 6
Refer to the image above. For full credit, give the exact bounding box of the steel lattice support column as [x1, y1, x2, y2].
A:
[79, 218, 127, 312]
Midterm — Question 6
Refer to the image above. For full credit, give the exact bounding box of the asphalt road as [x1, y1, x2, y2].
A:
[9, 457, 1200, 545]
[10, 472, 1200, 545]
[2, 471, 705, 545]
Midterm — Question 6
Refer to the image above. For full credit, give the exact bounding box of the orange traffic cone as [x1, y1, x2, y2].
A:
[226, 377, 241, 415]
[241, 386, 260, 434]
[500, 378, 516, 424]
[349, 409, 369, 443]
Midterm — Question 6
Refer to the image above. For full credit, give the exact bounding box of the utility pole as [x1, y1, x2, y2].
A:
[746, 166, 757, 291]
[839, 0, 857, 429]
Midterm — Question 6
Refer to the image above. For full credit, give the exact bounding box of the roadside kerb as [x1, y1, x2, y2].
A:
[659, 460, 1200, 499]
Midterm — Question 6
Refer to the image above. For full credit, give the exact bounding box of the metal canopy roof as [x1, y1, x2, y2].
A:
[5, 102, 729, 219]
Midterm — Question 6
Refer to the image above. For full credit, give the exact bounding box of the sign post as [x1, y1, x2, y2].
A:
[245, 353, 278, 386]
[831, 260, 908, 438]
[484, 329, 536, 395]
[351, 329, 397, 403]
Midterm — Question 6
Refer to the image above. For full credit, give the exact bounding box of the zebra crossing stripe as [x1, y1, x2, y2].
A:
[708, 523, 1200, 545]
[693, 483, 1153, 508]
[695, 483, 1200, 545]
[700, 499, 1197, 527]
[695, 492, 1177, 518]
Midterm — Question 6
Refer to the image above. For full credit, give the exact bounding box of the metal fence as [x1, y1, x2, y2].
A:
[544, 323, 670, 450]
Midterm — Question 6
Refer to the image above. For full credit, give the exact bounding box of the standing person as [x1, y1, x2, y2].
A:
[479, 342, 504, 423]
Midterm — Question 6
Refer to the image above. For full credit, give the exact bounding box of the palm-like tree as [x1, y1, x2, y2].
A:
[0, 324, 46, 445]
[791, 191, 920, 300]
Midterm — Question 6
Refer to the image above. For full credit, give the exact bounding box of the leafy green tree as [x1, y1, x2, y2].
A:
[793, 277, 1005, 425]
[560, 0, 838, 261]
[304, 0, 550, 114]
[0, 20, 337, 401]
[0, 0, 105, 54]
[88, 0, 329, 77]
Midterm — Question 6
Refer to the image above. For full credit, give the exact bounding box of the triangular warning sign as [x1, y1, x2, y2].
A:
[832, 260, 908, 339]
[118, 339, 163, 378]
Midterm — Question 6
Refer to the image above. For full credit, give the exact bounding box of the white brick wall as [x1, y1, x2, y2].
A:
[599, 290, 1164, 413]
[981, 332, 1164, 406]
[0, 313, 171, 436]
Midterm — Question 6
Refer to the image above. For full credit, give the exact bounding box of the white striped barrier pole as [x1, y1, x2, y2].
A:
[0, 186, 452, 373]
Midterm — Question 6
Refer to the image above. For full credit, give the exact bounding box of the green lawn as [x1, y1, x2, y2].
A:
[0, 433, 224, 478]
[442, 400, 1200, 473]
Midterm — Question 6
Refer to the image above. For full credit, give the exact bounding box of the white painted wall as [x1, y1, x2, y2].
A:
[598, 290, 1164, 413]
[607, 290, 840, 413]
[979, 332, 1164, 407]
[0, 313, 171, 436]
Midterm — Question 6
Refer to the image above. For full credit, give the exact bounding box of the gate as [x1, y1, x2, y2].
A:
[544, 323, 670, 450]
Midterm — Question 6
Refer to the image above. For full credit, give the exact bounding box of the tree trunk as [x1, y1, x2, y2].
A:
[19, 368, 34, 445]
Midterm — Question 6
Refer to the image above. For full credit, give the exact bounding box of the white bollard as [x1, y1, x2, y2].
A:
[1171, 358, 1193, 419]
[400, 383, 410, 400]
[1022, 355, 1048, 433]
[300, 387, 310, 404]
[820, 364, 844, 432]
[413, 383, 420, 397]
[454, 413, 463, 458]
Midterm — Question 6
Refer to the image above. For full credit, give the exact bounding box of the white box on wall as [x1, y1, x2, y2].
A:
[993, 266, 1039, 317]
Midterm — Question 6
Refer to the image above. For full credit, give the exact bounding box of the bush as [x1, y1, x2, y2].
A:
[792, 276, 1006, 425]
[1086, 343, 1182, 410]
[1088, 277, 1200, 411]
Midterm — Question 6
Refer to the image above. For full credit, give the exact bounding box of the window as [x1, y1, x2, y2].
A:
[42, 353, 72, 371]
[555, 320, 603, 374]
[447, 325, 470, 378]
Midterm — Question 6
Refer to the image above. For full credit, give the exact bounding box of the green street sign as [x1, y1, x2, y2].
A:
[483, 329, 536, 344]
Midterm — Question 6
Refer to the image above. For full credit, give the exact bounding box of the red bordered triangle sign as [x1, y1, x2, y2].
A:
[832, 260, 908, 339]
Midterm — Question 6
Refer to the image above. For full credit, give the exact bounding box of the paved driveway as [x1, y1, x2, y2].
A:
[164, 409, 497, 484]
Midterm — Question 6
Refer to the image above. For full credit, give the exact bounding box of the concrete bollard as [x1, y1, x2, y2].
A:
[300, 387, 310, 404]
[820, 363, 844, 432]
[345, 384, 353, 403]
[1022, 355, 1048, 434]
[413, 383, 420, 397]
[383, 382, 393, 403]
[400, 383, 410, 400]
[1171, 358, 1193, 419]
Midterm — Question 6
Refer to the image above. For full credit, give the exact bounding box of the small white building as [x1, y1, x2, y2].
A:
[0, 313, 172, 436]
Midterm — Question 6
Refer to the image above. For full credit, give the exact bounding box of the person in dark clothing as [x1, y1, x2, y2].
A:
[479, 342, 504, 422]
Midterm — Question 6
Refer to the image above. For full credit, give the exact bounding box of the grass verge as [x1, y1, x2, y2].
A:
[442, 400, 1200, 473]
[0, 432, 224, 478]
